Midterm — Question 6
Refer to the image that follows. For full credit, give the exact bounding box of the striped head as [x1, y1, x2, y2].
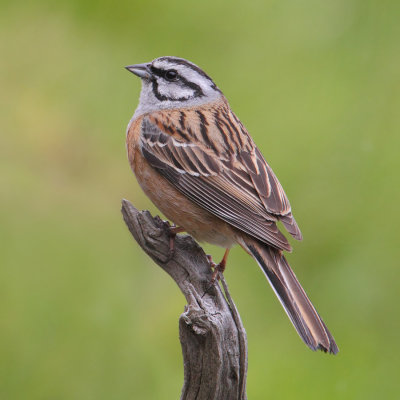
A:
[126, 56, 223, 117]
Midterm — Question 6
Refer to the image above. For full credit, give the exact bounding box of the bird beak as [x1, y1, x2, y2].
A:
[125, 63, 151, 79]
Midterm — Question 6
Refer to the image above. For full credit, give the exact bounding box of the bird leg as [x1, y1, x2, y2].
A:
[162, 221, 185, 261]
[208, 248, 231, 283]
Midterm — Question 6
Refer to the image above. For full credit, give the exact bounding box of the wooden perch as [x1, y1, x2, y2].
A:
[121, 199, 248, 400]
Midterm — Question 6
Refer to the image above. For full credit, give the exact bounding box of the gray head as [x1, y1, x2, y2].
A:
[126, 56, 223, 117]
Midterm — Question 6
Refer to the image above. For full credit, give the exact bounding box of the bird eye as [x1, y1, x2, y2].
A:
[164, 70, 178, 81]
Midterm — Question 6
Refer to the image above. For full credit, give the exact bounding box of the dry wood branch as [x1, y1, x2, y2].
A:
[121, 199, 248, 400]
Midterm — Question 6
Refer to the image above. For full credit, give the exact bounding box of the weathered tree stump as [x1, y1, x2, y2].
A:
[121, 199, 248, 400]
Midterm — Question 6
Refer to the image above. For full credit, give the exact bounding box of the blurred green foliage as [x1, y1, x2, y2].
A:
[1, 0, 399, 398]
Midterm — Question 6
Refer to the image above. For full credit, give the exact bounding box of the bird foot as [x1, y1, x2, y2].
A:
[206, 254, 227, 284]
[162, 221, 185, 261]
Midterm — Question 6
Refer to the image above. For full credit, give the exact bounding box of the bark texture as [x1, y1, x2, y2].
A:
[121, 199, 248, 400]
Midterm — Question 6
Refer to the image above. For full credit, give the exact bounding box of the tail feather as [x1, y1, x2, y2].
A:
[242, 238, 338, 354]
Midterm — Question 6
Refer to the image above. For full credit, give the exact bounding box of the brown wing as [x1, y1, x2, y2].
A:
[239, 147, 302, 240]
[140, 116, 299, 251]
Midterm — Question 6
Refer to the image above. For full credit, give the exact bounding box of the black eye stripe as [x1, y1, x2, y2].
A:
[150, 66, 171, 79]
[150, 67, 179, 82]
[149, 66, 161, 77]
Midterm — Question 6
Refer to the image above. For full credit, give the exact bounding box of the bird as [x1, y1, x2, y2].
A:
[125, 56, 338, 354]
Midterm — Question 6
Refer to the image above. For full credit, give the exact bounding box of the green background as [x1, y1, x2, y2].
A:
[1, 0, 399, 398]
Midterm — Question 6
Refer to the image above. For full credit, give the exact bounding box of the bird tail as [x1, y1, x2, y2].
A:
[240, 237, 338, 354]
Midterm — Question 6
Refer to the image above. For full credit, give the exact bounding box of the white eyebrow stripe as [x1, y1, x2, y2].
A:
[152, 60, 211, 92]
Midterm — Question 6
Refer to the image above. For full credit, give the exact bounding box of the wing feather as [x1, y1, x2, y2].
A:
[141, 117, 294, 251]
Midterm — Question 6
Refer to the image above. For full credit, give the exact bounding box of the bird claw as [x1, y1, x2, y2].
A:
[206, 254, 216, 268]
[162, 221, 184, 262]
[203, 250, 230, 296]
[206, 254, 225, 284]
